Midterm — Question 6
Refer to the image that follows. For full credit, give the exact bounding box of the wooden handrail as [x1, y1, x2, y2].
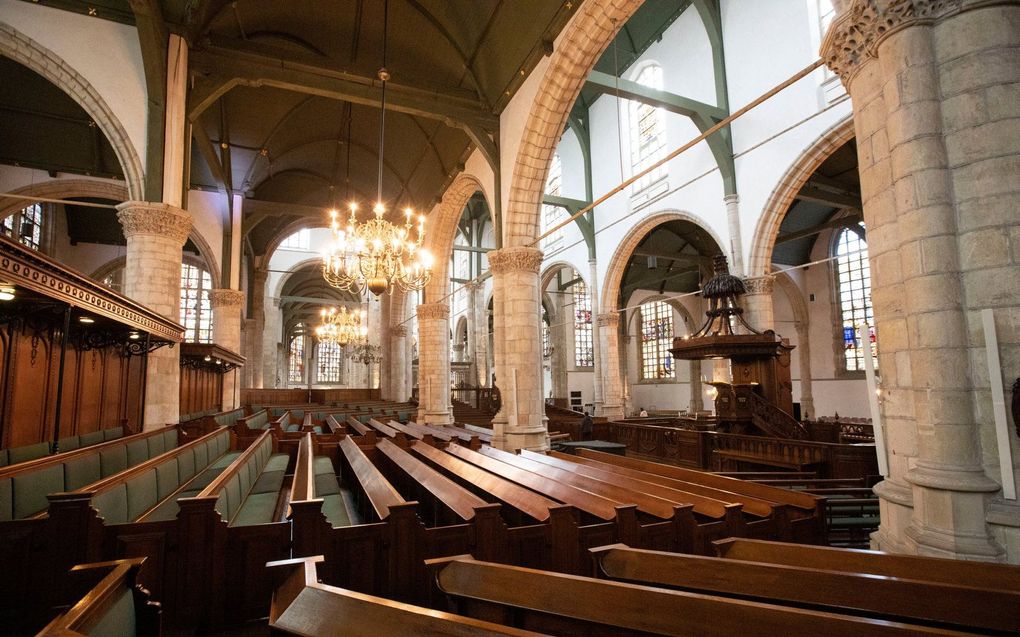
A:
[376, 439, 486, 521]
[37, 558, 155, 637]
[289, 433, 315, 504]
[338, 436, 405, 520]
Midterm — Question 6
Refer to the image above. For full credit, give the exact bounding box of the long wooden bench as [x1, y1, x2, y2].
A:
[0, 425, 126, 467]
[428, 556, 972, 636]
[269, 556, 538, 637]
[714, 538, 1020, 591]
[289, 433, 359, 530]
[590, 544, 1020, 634]
[409, 421, 480, 448]
[36, 558, 160, 637]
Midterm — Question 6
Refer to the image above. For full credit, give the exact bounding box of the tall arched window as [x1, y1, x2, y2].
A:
[629, 64, 666, 192]
[317, 341, 344, 383]
[572, 272, 593, 367]
[180, 262, 213, 343]
[640, 300, 675, 380]
[540, 153, 568, 252]
[835, 224, 876, 371]
[3, 203, 45, 250]
[289, 334, 305, 383]
[280, 228, 310, 250]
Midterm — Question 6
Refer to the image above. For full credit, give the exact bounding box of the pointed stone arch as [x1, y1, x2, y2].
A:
[0, 23, 145, 200]
[423, 173, 490, 302]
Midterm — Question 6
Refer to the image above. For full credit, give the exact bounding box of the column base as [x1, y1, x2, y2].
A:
[596, 404, 625, 421]
[494, 426, 549, 452]
[417, 409, 454, 426]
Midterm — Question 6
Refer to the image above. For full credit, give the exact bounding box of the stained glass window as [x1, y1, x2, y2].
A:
[573, 272, 593, 367]
[835, 224, 877, 371]
[2, 203, 44, 250]
[289, 335, 305, 383]
[540, 153, 568, 252]
[640, 301, 675, 380]
[180, 262, 213, 343]
[629, 64, 666, 192]
[317, 341, 343, 383]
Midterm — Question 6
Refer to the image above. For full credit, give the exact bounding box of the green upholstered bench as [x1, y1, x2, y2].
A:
[313, 456, 354, 527]
[0, 426, 126, 468]
[208, 431, 289, 527]
[86, 428, 234, 525]
[0, 426, 178, 520]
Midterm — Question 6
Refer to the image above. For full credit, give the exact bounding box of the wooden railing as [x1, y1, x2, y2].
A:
[745, 390, 809, 440]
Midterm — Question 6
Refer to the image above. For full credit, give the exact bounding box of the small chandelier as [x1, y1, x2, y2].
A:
[314, 306, 366, 347]
[321, 0, 433, 297]
[349, 341, 383, 366]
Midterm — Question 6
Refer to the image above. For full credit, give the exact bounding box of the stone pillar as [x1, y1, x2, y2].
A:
[824, 0, 1018, 561]
[596, 312, 625, 420]
[794, 321, 815, 420]
[116, 201, 192, 428]
[416, 302, 453, 425]
[489, 262, 508, 430]
[210, 288, 245, 409]
[263, 297, 281, 388]
[620, 334, 632, 415]
[470, 282, 489, 386]
[588, 259, 604, 414]
[689, 360, 704, 413]
[550, 310, 569, 400]
[489, 247, 549, 451]
[389, 325, 408, 401]
[742, 275, 775, 332]
[250, 268, 268, 388]
[724, 194, 745, 276]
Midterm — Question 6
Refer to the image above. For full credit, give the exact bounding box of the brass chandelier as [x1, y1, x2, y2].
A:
[314, 306, 366, 347]
[321, 0, 432, 297]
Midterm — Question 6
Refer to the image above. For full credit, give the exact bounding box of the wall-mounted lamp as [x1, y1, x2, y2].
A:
[0, 285, 14, 301]
[128, 331, 140, 340]
[78, 316, 95, 324]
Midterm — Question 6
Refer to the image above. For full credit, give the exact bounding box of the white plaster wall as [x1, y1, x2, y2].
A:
[0, 0, 148, 172]
[186, 189, 228, 280]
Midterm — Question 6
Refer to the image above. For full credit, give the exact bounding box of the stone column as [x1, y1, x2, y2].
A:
[824, 0, 1016, 561]
[742, 275, 775, 332]
[250, 268, 268, 388]
[263, 298, 281, 388]
[489, 262, 508, 430]
[588, 259, 604, 413]
[116, 201, 192, 428]
[416, 302, 453, 425]
[470, 282, 489, 386]
[240, 318, 255, 388]
[549, 310, 569, 400]
[794, 320, 815, 420]
[210, 288, 245, 409]
[389, 325, 408, 401]
[689, 361, 704, 413]
[724, 194, 745, 276]
[596, 312, 625, 420]
[489, 247, 549, 451]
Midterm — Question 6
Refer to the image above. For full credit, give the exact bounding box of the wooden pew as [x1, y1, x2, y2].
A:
[714, 538, 1020, 591]
[590, 544, 1020, 634]
[268, 556, 539, 636]
[355, 416, 407, 443]
[409, 422, 480, 448]
[575, 448, 825, 543]
[375, 418, 434, 444]
[427, 556, 971, 637]
[36, 558, 160, 637]
[399, 420, 456, 444]
[331, 414, 377, 444]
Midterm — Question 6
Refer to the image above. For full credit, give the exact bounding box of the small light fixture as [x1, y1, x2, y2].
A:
[0, 285, 14, 301]
[78, 316, 95, 324]
[215, 359, 222, 365]
[203, 355, 212, 362]
[128, 331, 140, 340]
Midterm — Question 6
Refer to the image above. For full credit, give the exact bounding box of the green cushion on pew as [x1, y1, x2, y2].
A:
[321, 494, 351, 527]
[314, 473, 341, 496]
[9, 441, 51, 465]
[58, 436, 80, 452]
[155, 460, 180, 500]
[92, 483, 128, 525]
[125, 439, 149, 467]
[147, 433, 166, 457]
[230, 492, 279, 527]
[88, 582, 136, 637]
[252, 470, 285, 494]
[177, 448, 196, 481]
[65, 454, 102, 491]
[12, 464, 63, 519]
[211, 451, 241, 470]
[125, 470, 158, 521]
[99, 446, 128, 477]
[312, 426, 323, 434]
[80, 430, 105, 448]
[265, 454, 289, 473]
[0, 478, 11, 521]
[0, 449, 8, 467]
[313, 457, 334, 475]
[285, 424, 300, 432]
[104, 426, 125, 441]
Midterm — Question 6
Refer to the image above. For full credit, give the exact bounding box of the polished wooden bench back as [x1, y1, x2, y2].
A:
[428, 556, 978, 637]
[714, 538, 1020, 591]
[268, 556, 539, 636]
[338, 436, 406, 521]
[591, 544, 1020, 634]
[36, 558, 160, 637]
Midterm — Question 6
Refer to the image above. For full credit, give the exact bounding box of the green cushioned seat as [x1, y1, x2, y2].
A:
[315, 473, 341, 496]
[125, 470, 158, 521]
[147, 434, 166, 457]
[187, 464, 228, 491]
[80, 430, 105, 448]
[265, 454, 289, 473]
[177, 448, 196, 481]
[285, 424, 300, 432]
[313, 457, 334, 475]
[9, 441, 51, 465]
[93, 483, 128, 525]
[58, 436, 80, 452]
[12, 464, 63, 519]
[88, 583, 136, 637]
[155, 460, 179, 500]
[0, 477, 12, 521]
[230, 492, 279, 527]
[125, 439, 149, 467]
[252, 470, 285, 494]
[321, 494, 351, 527]
[0, 449, 9, 467]
[312, 426, 323, 434]
[104, 427, 125, 441]
[100, 446, 128, 477]
[65, 453, 102, 491]
[211, 451, 241, 469]
[193, 442, 209, 469]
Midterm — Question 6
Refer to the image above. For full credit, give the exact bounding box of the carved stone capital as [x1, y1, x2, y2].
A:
[488, 246, 544, 275]
[820, 0, 1012, 82]
[742, 275, 775, 296]
[417, 302, 450, 320]
[390, 325, 408, 338]
[209, 288, 245, 308]
[116, 201, 192, 245]
[597, 312, 620, 327]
